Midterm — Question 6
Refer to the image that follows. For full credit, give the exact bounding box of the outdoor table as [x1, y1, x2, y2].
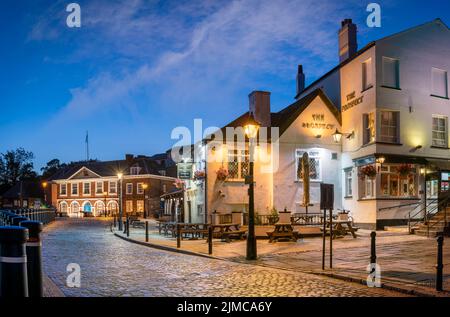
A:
[267, 223, 300, 242]
[177, 223, 208, 240]
[211, 223, 246, 242]
[325, 220, 357, 239]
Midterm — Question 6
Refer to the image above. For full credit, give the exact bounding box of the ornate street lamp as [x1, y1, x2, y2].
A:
[117, 172, 123, 230]
[142, 183, 149, 219]
[244, 113, 260, 260]
[42, 181, 48, 208]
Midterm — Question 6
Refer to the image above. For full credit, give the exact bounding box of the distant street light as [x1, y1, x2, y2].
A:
[142, 183, 149, 219]
[42, 181, 48, 208]
[117, 173, 123, 230]
[103, 191, 108, 218]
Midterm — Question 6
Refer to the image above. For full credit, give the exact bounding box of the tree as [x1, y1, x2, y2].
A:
[0, 148, 37, 190]
[41, 159, 66, 179]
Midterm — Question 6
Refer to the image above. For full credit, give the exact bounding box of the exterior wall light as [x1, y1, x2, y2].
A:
[410, 145, 423, 153]
[332, 129, 355, 143]
[376, 156, 386, 165]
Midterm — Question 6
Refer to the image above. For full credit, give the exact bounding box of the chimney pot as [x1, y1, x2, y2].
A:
[339, 18, 357, 63]
[296, 65, 305, 96]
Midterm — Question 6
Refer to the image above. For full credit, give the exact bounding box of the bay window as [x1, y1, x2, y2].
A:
[380, 165, 417, 198]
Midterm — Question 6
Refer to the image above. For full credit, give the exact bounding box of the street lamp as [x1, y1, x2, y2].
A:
[42, 181, 48, 208]
[103, 191, 108, 218]
[244, 113, 260, 261]
[117, 172, 123, 230]
[142, 183, 149, 219]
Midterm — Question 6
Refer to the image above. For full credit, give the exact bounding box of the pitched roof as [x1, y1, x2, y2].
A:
[295, 18, 448, 99]
[47, 157, 166, 181]
[212, 88, 340, 142]
[2, 181, 44, 199]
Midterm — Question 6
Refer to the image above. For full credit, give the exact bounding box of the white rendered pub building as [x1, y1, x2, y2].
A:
[178, 18, 450, 230]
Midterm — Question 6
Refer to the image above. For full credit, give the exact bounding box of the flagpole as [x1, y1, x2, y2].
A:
[86, 131, 90, 161]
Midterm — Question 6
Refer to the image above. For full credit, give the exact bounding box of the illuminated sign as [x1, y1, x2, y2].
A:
[342, 91, 364, 112]
[302, 114, 335, 130]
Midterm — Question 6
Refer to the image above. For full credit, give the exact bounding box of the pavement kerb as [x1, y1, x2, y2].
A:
[110, 226, 450, 297]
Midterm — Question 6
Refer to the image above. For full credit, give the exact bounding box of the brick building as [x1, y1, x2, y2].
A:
[48, 154, 177, 218]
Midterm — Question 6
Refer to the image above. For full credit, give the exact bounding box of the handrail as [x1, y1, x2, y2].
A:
[408, 196, 450, 235]
[378, 201, 421, 212]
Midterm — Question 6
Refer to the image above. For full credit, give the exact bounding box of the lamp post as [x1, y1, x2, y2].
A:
[103, 191, 108, 218]
[117, 173, 123, 230]
[41, 182, 48, 208]
[142, 183, 149, 219]
[244, 114, 260, 261]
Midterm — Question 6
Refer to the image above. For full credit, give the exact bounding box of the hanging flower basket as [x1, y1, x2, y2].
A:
[398, 164, 414, 178]
[193, 170, 206, 181]
[174, 179, 185, 189]
[359, 165, 377, 179]
[216, 167, 228, 182]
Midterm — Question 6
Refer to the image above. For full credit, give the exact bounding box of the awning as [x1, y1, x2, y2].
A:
[353, 154, 429, 167]
[160, 189, 184, 199]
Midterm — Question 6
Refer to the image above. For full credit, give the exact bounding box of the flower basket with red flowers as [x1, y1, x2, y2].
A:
[216, 167, 228, 182]
[174, 179, 185, 189]
[359, 165, 377, 179]
[193, 170, 206, 181]
[397, 164, 414, 178]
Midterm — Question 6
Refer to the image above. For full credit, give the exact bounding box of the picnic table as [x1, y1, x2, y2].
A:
[158, 221, 177, 237]
[324, 220, 358, 239]
[177, 223, 209, 240]
[267, 223, 301, 242]
[211, 223, 246, 242]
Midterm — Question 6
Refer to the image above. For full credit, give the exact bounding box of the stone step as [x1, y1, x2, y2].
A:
[415, 229, 443, 237]
[384, 226, 409, 233]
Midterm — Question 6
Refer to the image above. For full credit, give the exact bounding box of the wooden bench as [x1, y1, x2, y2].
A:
[267, 223, 301, 242]
[221, 230, 247, 242]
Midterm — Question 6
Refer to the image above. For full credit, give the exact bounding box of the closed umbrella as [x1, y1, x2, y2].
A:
[302, 152, 310, 214]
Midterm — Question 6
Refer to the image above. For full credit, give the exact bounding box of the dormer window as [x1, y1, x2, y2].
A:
[130, 167, 141, 175]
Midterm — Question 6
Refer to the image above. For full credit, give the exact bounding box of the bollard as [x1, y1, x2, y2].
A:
[0, 226, 29, 297]
[113, 215, 117, 228]
[145, 221, 149, 242]
[177, 224, 181, 248]
[126, 218, 130, 238]
[12, 217, 29, 227]
[20, 221, 44, 297]
[436, 235, 444, 292]
[370, 231, 377, 264]
[208, 225, 213, 255]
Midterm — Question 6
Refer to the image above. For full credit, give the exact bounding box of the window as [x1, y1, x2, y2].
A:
[71, 183, 78, 196]
[432, 116, 448, 148]
[227, 149, 249, 180]
[109, 181, 117, 194]
[60, 184, 67, 196]
[96, 181, 104, 194]
[126, 183, 133, 195]
[130, 167, 141, 175]
[380, 165, 417, 198]
[363, 113, 375, 145]
[380, 111, 399, 143]
[431, 68, 448, 98]
[83, 182, 91, 195]
[159, 170, 166, 176]
[197, 204, 203, 216]
[136, 200, 144, 212]
[137, 183, 144, 195]
[126, 200, 133, 213]
[382, 57, 400, 89]
[344, 169, 353, 197]
[295, 149, 321, 181]
[358, 166, 376, 199]
[362, 58, 373, 91]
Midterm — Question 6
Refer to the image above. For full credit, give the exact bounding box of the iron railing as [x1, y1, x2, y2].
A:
[0, 208, 56, 226]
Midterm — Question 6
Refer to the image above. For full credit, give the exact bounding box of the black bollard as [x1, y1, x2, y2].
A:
[208, 225, 213, 255]
[177, 224, 181, 248]
[436, 235, 444, 292]
[20, 221, 44, 297]
[0, 226, 29, 297]
[126, 218, 130, 238]
[12, 217, 29, 227]
[145, 221, 149, 242]
[113, 215, 117, 228]
[370, 231, 377, 264]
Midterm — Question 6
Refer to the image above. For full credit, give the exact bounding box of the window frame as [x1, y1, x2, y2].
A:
[83, 182, 91, 196]
[431, 67, 448, 99]
[126, 183, 133, 195]
[362, 58, 373, 91]
[295, 149, 322, 182]
[109, 181, 117, 195]
[344, 169, 353, 198]
[363, 112, 376, 145]
[95, 181, 104, 195]
[379, 110, 400, 144]
[137, 183, 144, 195]
[382, 56, 400, 89]
[60, 183, 67, 196]
[432, 115, 448, 148]
[71, 183, 78, 196]
[227, 149, 249, 181]
[380, 165, 418, 198]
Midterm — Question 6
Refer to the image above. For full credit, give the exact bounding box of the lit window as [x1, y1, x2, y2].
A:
[431, 68, 448, 98]
[344, 169, 353, 197]
[362, 58, 373, 91]
[380, 111, 399, 143]
[382, 57, 400, 89]
[83, 182, 91, 195]
[60, 184, 67, 196]
[109, 181, 117, 194]
[295, 149, 321, 181]
[136, 200, 144, 212]
[432, 116, 448, 148]
[363, 113, 375, 145]
[126, 183, 133, 195]
[126, 200, 133, 213]
[96, 181, 103, 194]
[380, 165, 417, 198]
[358, 166, 376, 199]
[227, 149, 249, 180]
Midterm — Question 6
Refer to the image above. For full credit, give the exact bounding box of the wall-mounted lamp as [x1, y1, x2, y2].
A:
[332, 129, 355, 143]
[315, 135, 322, 139]
[410, 145, 423, 153]
[420, 167, 426, 175]
[375, 156, 386, 165]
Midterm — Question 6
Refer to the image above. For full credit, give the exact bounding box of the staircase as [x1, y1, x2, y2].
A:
[411, 207, 450, 238]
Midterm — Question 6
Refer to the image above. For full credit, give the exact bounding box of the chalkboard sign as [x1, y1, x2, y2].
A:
[177, 163, 192, 180]
[320, 183, 334, 210]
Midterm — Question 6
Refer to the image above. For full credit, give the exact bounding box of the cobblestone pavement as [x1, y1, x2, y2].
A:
[42, 218, 408, 297]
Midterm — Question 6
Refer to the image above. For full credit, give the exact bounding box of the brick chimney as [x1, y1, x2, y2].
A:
[338, 19, 357, 63]
[249, 91, 271, 127]
[125, 154, 134, 163]
[296, 65, 305, 96]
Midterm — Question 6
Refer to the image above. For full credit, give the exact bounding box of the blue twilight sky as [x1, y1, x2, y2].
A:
[1, 0, 450, 171]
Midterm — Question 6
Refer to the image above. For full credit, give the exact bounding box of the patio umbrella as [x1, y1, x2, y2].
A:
[302, 152, 310, 214]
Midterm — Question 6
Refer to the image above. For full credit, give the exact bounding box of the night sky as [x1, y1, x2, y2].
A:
[1, 0, 450, 170]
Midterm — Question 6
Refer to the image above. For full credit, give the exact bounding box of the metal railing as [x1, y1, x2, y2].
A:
[243, 214, 279, 226]
[291, 213, 325, 226]
[408, 197, 449, 235]
[0, 208, 56, 226]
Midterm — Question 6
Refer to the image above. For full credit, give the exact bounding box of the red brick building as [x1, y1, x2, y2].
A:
[48, 154, 177, 218]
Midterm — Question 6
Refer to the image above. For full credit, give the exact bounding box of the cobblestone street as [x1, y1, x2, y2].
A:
[42, 218, 407, 297]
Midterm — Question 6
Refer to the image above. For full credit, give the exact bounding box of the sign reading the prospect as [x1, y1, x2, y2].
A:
[302, 114, 335, 130]
[177, 163, 192, 180]
[342, 91, 364, 112]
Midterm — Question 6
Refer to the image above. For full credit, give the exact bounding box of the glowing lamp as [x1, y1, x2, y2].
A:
[244, 113, 260, 139]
